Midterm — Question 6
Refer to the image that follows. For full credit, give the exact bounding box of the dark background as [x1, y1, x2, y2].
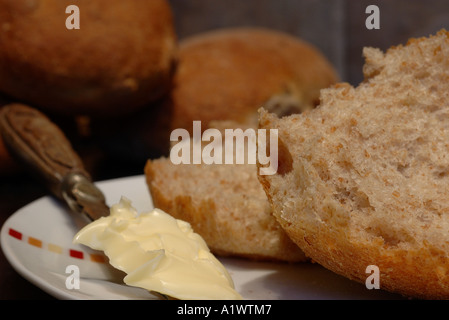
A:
[1, 0, 448, 299]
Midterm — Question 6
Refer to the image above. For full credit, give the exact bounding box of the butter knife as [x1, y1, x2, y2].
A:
[0, 103, 109, 222]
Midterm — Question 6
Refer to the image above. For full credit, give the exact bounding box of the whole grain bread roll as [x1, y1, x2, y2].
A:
[258, 30, 449, 299]
[169, 27, 338, 132]
[0, 0, 176, 116]
[144, 121, 307, 262]
[145, 159, 307, 262]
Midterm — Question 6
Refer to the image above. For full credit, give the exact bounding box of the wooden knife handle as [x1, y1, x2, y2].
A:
[0, 103, 90, 199]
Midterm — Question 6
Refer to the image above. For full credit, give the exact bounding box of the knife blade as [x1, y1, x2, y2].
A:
[0, 103, 109, 222]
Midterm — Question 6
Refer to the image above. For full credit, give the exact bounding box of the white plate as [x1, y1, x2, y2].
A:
[1, 175, 403, 300]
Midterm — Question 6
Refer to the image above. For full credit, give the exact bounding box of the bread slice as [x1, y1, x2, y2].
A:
[258, 30, 449, 299]
[144, 121, 307, 262]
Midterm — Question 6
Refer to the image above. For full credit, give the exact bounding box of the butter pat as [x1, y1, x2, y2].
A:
[73, 197, 242, 300]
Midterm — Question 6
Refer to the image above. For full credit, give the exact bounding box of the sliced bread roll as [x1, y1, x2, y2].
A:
[144, 121, 307, 262]
[145, 159, 307, 262]
[258, 30, 449, 299]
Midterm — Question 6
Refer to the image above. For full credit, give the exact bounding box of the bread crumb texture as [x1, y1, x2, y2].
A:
[258, 30, 449, 299]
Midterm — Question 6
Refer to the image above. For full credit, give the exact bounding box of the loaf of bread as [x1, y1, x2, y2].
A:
[258, 30, 449, 299]
[0, 0, 176, 116]
[169, 27, 338, 132]
[144, 121, 307, 262]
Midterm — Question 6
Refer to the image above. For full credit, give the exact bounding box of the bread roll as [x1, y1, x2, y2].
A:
[258, 30, 449, 299]
[0, 0, 176, 116]
[145, 158, 307, 262]
[169, 27, 338, 132]
[145, 120, 307, 262]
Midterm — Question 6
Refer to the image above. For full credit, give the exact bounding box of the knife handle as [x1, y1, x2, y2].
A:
[0, 103, 91, 199]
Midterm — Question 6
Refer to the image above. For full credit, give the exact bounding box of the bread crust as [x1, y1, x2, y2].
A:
[169, 27, 338, 132]
[0, 0, 177, 116]
[258, 30, 449, 299]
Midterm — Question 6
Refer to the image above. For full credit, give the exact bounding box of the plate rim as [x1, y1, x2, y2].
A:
[1, 197, 81, 300]
[0, 175, 147, 300]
